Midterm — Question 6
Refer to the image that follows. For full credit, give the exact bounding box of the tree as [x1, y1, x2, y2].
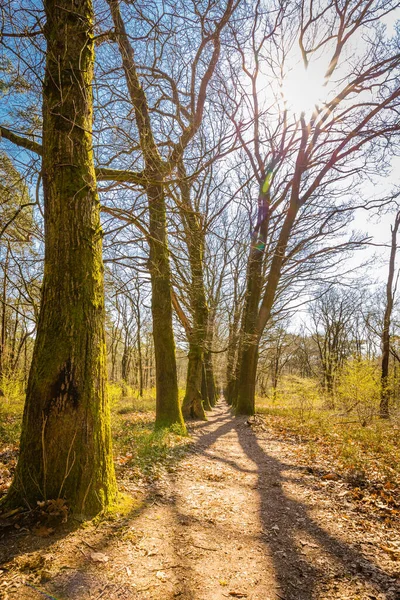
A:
[223, 0, 400, 414]
[99, 0, 237, 425]
[258, 324, 296, 400]
[309, 288, 356, 404]
[172, 158, 234, 418]
[380, 207, 400, 418]
[2, 0, 117, 515]
[176, 160, 210, 419]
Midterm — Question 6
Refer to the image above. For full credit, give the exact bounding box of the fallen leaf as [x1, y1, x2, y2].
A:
[381, 546, 400, 561]
[90, 552, 109, 563]
[33, 526, 55, 538]
[323, 473, 339, 481]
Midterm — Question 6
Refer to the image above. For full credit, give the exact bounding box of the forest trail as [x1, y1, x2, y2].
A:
[1, 400, 399, 600]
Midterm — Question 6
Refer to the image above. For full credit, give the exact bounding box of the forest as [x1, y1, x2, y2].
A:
[0, 0, 400, 599]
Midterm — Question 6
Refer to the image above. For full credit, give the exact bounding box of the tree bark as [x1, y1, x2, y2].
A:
[108, 0, 184, 429]
[178, 160, 209, 419]
[225, 295, 241, 406]
[148, 183, 184, 428]
[204, 349, 217, 407]
[136, 299, 143, 398]
[201, 361, 213, 410]
[0, 243, 9, 382]
[380, 210, 400, 419]
[182, 342, 207, 419]
[4, 0, 117, 516]
[236, 241, 265, 415]
[236, 180, 302, 415]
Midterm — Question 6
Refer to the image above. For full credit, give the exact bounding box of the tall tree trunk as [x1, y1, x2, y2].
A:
[236, 242, 265, 415]
[204, 349, 216, 407]
[0, 243, 10, 382]
[179, 160, 209, 420]
[121, 332, 129, 382]
[108, 0, 183, 429]
[24, 334, 28, 386]
[9, 296, 20, 374]
[182, 342, 207, 418]
[201, 361, 213, 410]
[225, 306, 241, 405]
[236, 191, 300, 415]
[4, 0, 117, 515]
[148, 183, 184, 427]
[380, 210, 400, 419]
[136, 303, 143, 398]
[235, 122, 307, 416]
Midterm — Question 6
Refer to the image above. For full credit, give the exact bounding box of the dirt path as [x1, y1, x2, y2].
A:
[1, 401, 399, 600]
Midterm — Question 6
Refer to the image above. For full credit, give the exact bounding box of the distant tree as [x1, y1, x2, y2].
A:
[380, 207, 400, 418]
[0, 153, 38, 383]
[258, 325, 296, 400]
[309, 288, 357, 404]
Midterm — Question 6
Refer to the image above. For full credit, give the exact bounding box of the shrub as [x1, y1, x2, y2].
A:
[279, 375, 320, 422]
[336, 359, 380, 426]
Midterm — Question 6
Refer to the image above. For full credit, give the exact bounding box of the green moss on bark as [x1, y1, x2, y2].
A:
[4, 0, 117, 517]
[148, 183, 185, 430]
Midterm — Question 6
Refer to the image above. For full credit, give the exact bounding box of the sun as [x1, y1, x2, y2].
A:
[281, 60, 328, 117]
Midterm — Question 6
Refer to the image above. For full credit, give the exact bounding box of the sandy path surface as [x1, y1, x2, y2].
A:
[1, 400, 399, 599]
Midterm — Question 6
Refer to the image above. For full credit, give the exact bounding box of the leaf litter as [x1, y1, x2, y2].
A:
[0, 403, 399, 599]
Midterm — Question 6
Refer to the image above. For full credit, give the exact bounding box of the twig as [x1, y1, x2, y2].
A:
[24, 582, 60, 600]
[95, 583, 111, 600]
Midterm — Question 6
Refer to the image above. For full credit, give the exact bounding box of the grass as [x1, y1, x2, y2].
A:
[111, 388, 190, 481]
[0, 377, 25, 446]
[256, 376, 400, 488]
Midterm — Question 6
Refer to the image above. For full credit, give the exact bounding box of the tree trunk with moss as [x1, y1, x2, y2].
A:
[236, 240, 265, 415]
[148, 183, 184, 428]
[182, 342, 208, 419]
[201, 362, 213, 410]
[204, 347, 217, 407]
[181, 282, 208, 418]
[0, 244, 9, 382]
[236, 189, 299, 416]
[225, 306, 241, 405]
[4, 0, 117, 516]
[179, 165, 209, 420]
[108, 0, 184, 430]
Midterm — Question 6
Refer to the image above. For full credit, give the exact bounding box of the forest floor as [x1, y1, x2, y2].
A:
[1, 400, 400, 600]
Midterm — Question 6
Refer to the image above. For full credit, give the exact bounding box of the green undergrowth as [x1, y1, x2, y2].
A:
[256, 378, 400, 488]
[0, 377, 25, 446]
[109, 383, 188, 481]
[112, 401, 190, 482]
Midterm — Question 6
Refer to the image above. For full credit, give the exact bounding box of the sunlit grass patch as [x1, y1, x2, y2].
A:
[110, 383, 189, 480]
[0, 377, 25, 446]
[112, 410, 190, 480]
[257, 378, 400, 488]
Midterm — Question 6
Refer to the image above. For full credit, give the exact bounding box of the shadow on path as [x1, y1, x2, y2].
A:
[234, 409, 397, 600]
[188, 400, 397, 599]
